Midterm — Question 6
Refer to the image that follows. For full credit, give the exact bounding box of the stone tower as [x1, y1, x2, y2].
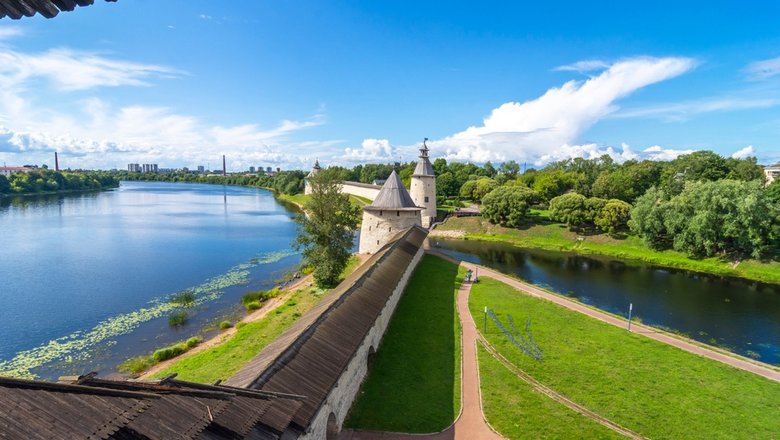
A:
[410, 139, 437, 228]
[304, 159, 321, 195]
[358, 170, 422, 254]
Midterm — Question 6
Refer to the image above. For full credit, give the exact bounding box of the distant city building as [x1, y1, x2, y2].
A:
[765, 164, 780, 185]
[197, 165, 205, 173]
[276, 167, 281, 173]
[127, 163, 141, 172]
[0, 166, 35, 177]
[266, 166, 273, 173]
[142, 164, 158, 173]
[249, 166, 256, 173]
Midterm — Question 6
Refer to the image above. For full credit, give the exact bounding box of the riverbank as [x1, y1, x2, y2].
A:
[135, 254, 368, 382]
[432, 216, 780, 284]
[0, 185, 119, 200]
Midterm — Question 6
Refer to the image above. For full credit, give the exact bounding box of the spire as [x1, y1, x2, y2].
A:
[365, 170, 420, 210]
[307, 160, 321, 178]
[413, 138, 434, 176]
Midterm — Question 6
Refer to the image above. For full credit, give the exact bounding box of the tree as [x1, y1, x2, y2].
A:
[594, 199, 632, 235]
[0, 175, 9, 194]
[629, 186, 671, 249]
[481, 186, 537, 227]
[295, 168, 360, 287]
[473, 177, 498, 202]
[499, 160, 520, 179]
[483, 161, 497, 177]
[532, 170, 575, 202]
[549, 192, 588, 230]
[459, 180, 477, 200]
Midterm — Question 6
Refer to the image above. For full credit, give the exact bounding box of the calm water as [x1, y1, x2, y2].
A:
[0, 181, 301, 379]
[432, 239, 780, 365]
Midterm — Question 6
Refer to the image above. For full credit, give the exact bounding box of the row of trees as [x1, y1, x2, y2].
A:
[118, 170, 307, 195]
[0, 170, 119, 195]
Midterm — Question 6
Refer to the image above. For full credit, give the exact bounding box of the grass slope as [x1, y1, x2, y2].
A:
[345, 255, 462, 433]
[477, 344, 623, 440]
[152, 257, 361, 383]
[438, 215, 780, 284]
[469, 277, 780, 439]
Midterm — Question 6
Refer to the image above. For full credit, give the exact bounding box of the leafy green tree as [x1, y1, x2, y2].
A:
[533, 170, 575, 202]
[499, 160, 520, 179]
[592, 160, 662, 203]
[481, 186, 537, 227]
[584, 197, 607, 223]
[629, 186, 671, 249]
[459, 180, 476, 200]
[473, 177, 498, 202]
[549, 192, 588, 230]
[295, 168, 360, 287]
[726, 156, 764, 182]
[436, 172, 457, 198]
[0, 175, 10, 194]
[594, 199, 632, 235]
[483, 161, 497, 177]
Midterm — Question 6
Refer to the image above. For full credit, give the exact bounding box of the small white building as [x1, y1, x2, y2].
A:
[358, 170, 422, 254]
[765, 163, 780, 185]
[304, 159, 321, 195]
[0, 166, 35, 177]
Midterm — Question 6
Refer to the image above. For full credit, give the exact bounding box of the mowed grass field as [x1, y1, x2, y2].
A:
[470, 277, 780, 439]
[438, 214, 780, 284]
[345, 255, 462, 433]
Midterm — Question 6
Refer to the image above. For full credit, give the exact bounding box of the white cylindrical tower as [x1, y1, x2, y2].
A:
[409, 139, 437, 228]
[304, 159, 321, 195]
[358, 170, 422, 254]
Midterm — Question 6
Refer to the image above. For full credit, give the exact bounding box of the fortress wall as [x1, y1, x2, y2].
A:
[339, 182, 381, 201]
[299, 244, 425, 439]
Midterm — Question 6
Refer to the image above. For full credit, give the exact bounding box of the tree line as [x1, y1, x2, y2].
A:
[0, 169, 119, 195]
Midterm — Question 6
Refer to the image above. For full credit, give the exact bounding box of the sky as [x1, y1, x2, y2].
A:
[1, 1, 780, 171]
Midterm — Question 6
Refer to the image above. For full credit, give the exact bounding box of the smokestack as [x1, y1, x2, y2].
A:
[55, 152, 59, 172]
[222, 155, 226, 176]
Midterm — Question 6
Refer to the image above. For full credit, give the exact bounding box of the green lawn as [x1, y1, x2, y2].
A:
[477, 344, 623, 440]
[345, 255, 462, 433]
[438, 216, 780, 284]
[469, 277, 780, 440]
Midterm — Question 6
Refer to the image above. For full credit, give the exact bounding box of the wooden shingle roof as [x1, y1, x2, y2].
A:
[225, 225, 428, 433]
[0, 0, 116, 20]
[364, 170, 421, 211]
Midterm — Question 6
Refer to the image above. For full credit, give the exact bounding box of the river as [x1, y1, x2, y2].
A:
[0, 181, 301, 379]
[431, 238, 780, 366]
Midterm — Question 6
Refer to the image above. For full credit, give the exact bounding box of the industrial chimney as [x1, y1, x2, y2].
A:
[222, 155, 226, 176]
[55, 152, 59, 171]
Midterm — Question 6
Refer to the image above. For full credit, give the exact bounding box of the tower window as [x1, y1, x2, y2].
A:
[396, 211, 400, 216]
[424, 196, 429, 203]
[377, 240, 380, 245]
[379, 210, 383, 216]
[369, 226, 371, 231]
[389, 227, 392, 232]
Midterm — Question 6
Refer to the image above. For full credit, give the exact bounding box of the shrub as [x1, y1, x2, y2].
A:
[118, 355, 154, 376]
[168, 311, 188, 327]
[185, 336, 202, 348]
[219, 320, 233, 330]
[170, 290, 195, 307]
[481, 186, 537, 227]
[549, 192, 588, 230]
[153, 343, 187, 362]
[235, 322, 246, 330]
[245, 300, 262, 311]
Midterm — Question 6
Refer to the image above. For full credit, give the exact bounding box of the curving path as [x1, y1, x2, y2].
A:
[338, 264, 502, 440]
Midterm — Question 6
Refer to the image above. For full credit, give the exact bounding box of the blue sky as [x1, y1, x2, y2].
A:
[1, 1, 780, 171]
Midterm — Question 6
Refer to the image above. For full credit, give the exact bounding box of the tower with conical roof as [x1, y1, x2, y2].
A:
[358, 170, 422, 254]
[410, 138, 437, 228]
[304, 159, 321, 195]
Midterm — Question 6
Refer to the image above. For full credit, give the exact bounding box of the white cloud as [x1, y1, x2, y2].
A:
[731, 145, 755, 159]
[614, 97, 779, 121]
[642, 145, 695, 161]
[554, 59, 610, 73]
[0, 47, 182, 91]
[744, 56, 780, 81]
[429, 56, 696, 165]
[536, 142, 639, 165]
[0, 27, 23, 41]
[343, 138, 395, 161]
[199, 14, 213, 20]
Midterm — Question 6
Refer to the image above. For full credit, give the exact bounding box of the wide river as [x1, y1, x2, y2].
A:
[0, 181, 301, 379]
[432, 238, 780, 365]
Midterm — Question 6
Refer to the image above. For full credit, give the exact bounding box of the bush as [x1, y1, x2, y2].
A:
[235, 322, 246, 330]
[185, 336, 202, 348]
[170, 291, 195, 306]
[118, 355, 155, 376]
[245, 300, 262, 311]
[153, 343, 187, 362]
[168, 311, 188, 327]
[219, 320, 233, 330]
[549, 192, 588, 230]
[241, 288, 280, 310]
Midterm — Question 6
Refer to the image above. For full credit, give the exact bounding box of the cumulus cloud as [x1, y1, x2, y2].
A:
[428, 56, 696, 165]
[744, 56, 780, 81]
[642, 145, 695, 161]
[731, 145, 755, 159]
[343, 138, 395, 161]
[0, 27, 23, 41]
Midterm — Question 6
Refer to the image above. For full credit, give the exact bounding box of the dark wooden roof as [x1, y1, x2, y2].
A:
[364, 170, 422, 211]
[0, 373, 304, 439]
[0, 0, 116, 20]
[225, 225, 428, 432]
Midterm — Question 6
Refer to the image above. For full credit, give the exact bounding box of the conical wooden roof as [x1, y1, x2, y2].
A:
[365, 170, 421, 211]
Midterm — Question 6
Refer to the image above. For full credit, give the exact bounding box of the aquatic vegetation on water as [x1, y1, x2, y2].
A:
[0, 248, 299, 379]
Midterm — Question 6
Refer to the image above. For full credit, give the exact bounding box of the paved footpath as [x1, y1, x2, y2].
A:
[431, 251, 780, 384]
[339, 271, 503, 440]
